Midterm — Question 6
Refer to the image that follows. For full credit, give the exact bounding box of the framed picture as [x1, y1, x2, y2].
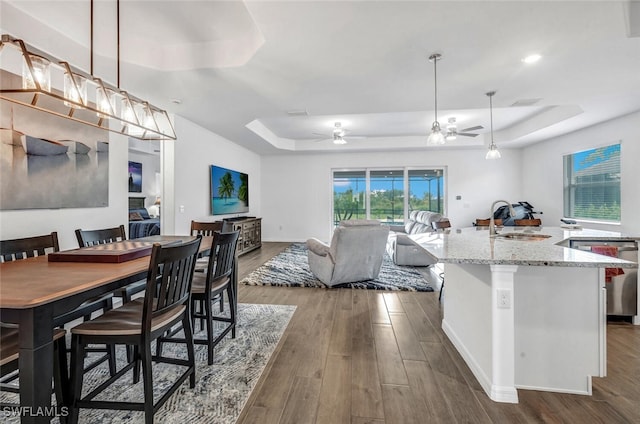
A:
[128, 161, 142, 193]
[210, 165, 249, 215]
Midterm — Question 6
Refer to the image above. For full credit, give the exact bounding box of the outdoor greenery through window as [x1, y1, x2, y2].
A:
[563, 143, 621, 221]
[333, 168, 445, 226]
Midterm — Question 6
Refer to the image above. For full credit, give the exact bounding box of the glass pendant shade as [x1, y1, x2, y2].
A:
[96, 86, 116, 118]
[137, 102, 159, 132]
[64, 72, 87, 108]
[121, 97, 144, 136]
[485, 145, 502, 159]
[427, 121, 445, 145]
[22, 54, 50, 91]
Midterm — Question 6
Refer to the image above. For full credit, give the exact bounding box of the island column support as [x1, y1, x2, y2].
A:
[489, 264, 519, 403]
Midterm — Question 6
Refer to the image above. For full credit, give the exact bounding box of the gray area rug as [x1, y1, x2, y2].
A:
[242, 243, 434, 292]
[3, 303, 295, 424]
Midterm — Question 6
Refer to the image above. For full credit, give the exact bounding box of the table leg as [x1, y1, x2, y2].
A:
[18, 306, 57, 424]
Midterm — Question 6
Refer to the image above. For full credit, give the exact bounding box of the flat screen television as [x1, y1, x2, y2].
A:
[128, 161, 142, 193]
[210, 165, 249, 215]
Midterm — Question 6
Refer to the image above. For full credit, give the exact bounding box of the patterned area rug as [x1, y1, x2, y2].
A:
[2, 303, 296, 424]
[242, 243, 434, 291]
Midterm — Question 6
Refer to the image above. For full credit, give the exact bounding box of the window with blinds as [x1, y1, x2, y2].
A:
[563, 143, 621, 221]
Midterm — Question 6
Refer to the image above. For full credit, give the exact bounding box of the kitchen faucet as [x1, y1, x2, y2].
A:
[490, 200, 516, 237]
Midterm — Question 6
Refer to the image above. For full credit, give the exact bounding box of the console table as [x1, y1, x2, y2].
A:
[226, 217, 262, 255]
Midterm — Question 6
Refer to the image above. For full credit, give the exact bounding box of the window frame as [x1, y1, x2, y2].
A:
[331, 166, 447, 227]
[562, 142, 621, 223]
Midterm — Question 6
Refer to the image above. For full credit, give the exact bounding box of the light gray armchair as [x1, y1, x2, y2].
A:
[306, 220, 390, 287]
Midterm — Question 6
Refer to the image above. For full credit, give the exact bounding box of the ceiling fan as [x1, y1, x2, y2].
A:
[312, 122, 365, 145]
[444, 117, 483, 141]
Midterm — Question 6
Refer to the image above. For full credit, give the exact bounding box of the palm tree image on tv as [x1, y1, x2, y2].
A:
[218, 172, 235, 204]
[210, 165, 249, 215]
[238, 173, 248, 203]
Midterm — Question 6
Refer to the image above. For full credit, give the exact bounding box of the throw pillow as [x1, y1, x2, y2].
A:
[129, 211, 144, 221]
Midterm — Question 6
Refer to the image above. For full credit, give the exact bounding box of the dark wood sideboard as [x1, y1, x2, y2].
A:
[227, 217, 262, 256]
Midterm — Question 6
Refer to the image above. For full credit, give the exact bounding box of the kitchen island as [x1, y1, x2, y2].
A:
[410, 226, 638, 403]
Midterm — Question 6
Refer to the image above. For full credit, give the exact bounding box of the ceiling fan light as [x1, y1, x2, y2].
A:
[333, 135, 347, 145]
[445, 131, 457, 141]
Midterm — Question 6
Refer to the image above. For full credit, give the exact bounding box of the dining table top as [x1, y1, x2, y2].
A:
[0, 235, 212, 309]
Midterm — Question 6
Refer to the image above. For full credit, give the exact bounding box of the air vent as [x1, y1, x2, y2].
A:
[286, 109, 309, 116]
[510, 98, 542, 107]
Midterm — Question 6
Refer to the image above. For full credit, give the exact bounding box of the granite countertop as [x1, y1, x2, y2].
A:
[409, 226, 639, 268]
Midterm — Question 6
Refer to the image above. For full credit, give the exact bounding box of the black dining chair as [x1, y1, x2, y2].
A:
[190, 220, 236, 314]
[68, 236, 202, 424]
[0, 232, 117, 375]
[190, 220, 235, 270]
[76, 225, 146, 303]
[0, 323, 68, 411]
[159, 231, 240, 365]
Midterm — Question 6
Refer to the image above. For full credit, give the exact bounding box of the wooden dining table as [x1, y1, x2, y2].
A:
[0, 235, 215, 423]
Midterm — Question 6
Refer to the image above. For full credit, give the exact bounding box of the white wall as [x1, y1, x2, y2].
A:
[261, 148, 523, 242]
[170, 116, 262, 236]
[522, 111, 640, 235]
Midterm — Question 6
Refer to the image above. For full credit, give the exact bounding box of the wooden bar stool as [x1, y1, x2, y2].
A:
[68, 237, 202, 424]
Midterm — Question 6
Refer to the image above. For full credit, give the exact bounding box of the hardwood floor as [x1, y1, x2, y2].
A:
[235, 242, 640, 423]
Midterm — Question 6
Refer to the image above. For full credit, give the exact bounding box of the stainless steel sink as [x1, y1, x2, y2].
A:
[496, 232, 552, 241]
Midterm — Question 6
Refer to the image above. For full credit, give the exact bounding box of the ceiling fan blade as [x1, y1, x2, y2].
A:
[460, 125, 484, 132]
[312, 132, 327, 136]
[457, 132, 479, 137]
[345, 136, 366, 140]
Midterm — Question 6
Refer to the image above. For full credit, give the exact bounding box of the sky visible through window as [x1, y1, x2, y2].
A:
[572, 144, 620, 172]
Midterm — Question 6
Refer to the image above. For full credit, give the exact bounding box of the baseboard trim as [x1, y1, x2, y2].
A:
[442, 319, 519, 404]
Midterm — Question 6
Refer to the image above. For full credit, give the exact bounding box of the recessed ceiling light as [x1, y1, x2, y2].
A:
[522, 54, 542, 64]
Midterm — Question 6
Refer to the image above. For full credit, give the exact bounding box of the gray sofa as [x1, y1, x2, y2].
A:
[386, 210, 442, 266]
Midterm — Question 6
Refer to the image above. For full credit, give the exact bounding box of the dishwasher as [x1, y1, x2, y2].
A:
[569, 239, 639, 316]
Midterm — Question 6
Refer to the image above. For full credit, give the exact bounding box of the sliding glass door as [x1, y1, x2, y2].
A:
[333, 167, 445, 226]
[408, 169, 445, 214]
[370, 170, 404, 224]
[333, 170, 366, 226]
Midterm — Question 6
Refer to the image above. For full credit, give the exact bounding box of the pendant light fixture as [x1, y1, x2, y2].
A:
[0, 0, 176, 140]
[485, 91, 501, 160]
[427, 53, 445, 146]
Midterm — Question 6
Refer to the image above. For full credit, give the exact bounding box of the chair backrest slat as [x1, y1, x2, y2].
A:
[142, 236, 202, 330]
[0, 232, 59, 262]
[76, 225, 127, 247]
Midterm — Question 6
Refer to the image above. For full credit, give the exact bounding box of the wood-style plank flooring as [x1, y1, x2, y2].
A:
[235, 243, 640, 424]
